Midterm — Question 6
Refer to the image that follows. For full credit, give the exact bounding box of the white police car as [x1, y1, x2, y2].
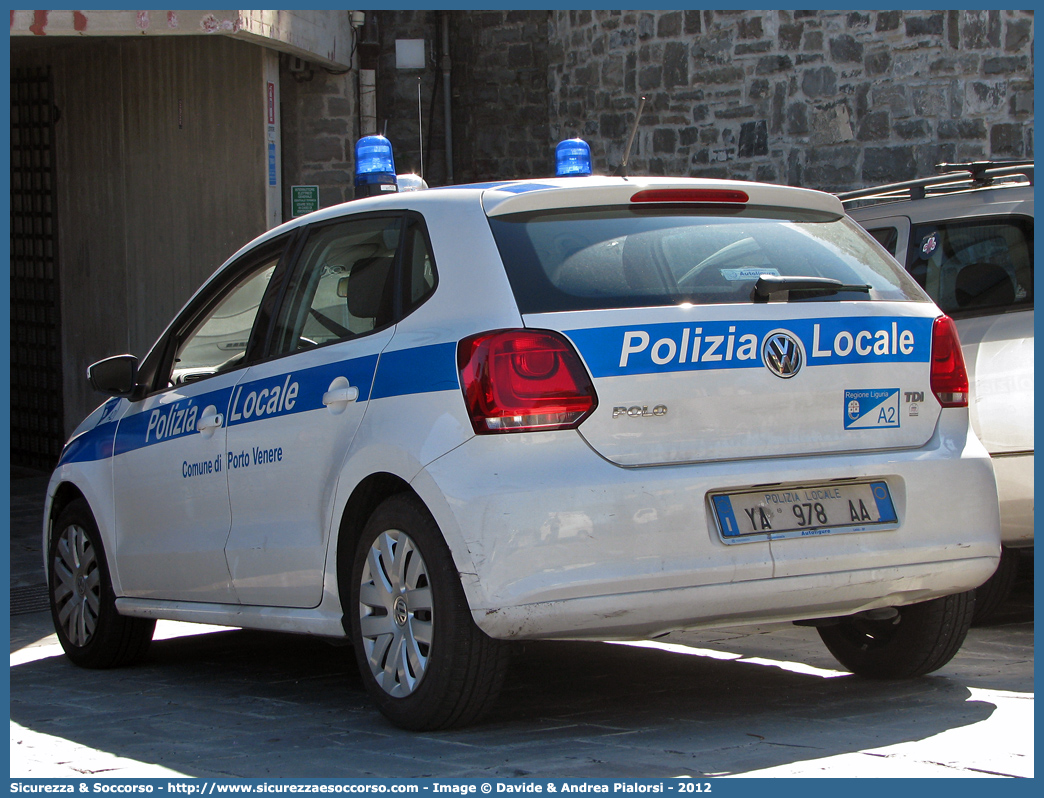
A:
[45, 137, 999, 730]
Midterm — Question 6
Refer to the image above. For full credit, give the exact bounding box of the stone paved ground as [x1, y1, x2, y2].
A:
[9, 474, 1033, 779]
[9, 471, 50, 591]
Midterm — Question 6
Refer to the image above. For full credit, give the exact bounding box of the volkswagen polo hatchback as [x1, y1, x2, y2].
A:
[46, 173, 1000, 730]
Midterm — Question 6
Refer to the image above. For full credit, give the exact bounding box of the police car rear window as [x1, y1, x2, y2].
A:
[489, 206, 924, 313]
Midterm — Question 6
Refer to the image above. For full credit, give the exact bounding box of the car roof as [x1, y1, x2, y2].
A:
[296, 174, 844, 222]
[839, 160, 1034, 218]
[231, 175, 846, 268]
[845, 182, 1033, 224]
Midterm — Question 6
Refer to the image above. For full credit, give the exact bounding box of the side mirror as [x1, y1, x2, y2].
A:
[87, 354, 139, 398]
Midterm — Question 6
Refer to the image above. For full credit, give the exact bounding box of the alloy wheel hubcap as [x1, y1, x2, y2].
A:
[52, 524, 101, 647]
[393, 596, 409, 627]
[357, 529, 433, 697]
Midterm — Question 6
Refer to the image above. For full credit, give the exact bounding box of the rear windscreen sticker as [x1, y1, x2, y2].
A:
[720, 267, 780, 281]
[844, 389, 900, 429]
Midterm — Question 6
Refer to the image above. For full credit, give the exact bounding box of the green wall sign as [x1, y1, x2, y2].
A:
[291, 185, 320, 217]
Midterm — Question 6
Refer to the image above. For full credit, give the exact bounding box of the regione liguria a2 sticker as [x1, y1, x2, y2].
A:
[844, 388, 900, 429]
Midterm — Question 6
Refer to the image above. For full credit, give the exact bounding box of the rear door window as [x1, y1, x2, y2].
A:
[488, 206, 924, 313]
[269, 216, 402, 356]
[867, 226, 900, 257]
[906, 217, 1033, 316]
[267, 212, 439, 356]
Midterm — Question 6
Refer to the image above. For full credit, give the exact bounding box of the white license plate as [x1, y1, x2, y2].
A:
[712, 481, 897, 541]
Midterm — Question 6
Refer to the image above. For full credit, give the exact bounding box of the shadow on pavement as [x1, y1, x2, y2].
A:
[10, 622, 1005, 779]
[9, 472, 1032, 777]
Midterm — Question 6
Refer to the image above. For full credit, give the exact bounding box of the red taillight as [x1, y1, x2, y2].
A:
[930, 315, 969, 408]
[457, 329, 598, 434]
[630, 188, 749, 204]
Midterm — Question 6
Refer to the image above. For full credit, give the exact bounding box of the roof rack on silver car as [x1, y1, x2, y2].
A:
[838, 160, 1034, 208]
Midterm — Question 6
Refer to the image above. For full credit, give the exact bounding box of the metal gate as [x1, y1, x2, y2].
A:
[10, 66, 65, 471]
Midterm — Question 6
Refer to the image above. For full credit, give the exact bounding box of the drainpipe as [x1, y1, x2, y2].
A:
[358, 13, 380, 136]
[441, 12, 454, 184]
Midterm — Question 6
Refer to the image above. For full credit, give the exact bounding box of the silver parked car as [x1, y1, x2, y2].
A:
[843, 161, 1033, 621]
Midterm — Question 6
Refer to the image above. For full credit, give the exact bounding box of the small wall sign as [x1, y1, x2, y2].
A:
[291, 185, 320, 217]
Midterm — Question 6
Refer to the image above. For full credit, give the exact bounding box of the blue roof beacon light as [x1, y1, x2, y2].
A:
[354, 135, 398, 198]
[555, 138, 592, 177]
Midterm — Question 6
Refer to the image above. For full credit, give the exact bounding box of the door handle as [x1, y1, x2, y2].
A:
[196, 405, 224, 438]
[323, 386, 359, 405]
[197, 412, 224, 431]
[323, 377, 359, 414]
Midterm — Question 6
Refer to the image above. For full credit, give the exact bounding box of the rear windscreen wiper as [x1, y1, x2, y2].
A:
[752, 274, 871, 302]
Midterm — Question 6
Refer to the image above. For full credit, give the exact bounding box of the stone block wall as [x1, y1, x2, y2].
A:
[280, 9, 554, 213]
[549, 9, 1034, 191]
[375, 10, 446, 183]
[279, 60, 357, 212]
[286, 9, 1032, 197]
[377, 9, 552, 185]
[448, 10, 552, 182]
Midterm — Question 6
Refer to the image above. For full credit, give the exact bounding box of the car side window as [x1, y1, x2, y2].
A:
[403, 215, 438, 311]
[168, 247, 285, 386]
[867, 226, 899, 258]
[907, 218, 1033, 315]
[270, 216, 403, 355]
[269, 214, 441, 356]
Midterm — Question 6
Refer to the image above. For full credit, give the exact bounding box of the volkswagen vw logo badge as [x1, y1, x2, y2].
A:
[762, 331, 803, 378]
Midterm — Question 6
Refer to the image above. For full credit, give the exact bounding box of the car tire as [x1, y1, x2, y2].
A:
[972, 546, 1020, 625]
[348, 494, 509, 730]
[818, 591, 974, 679]
[48, 498, 155, 668]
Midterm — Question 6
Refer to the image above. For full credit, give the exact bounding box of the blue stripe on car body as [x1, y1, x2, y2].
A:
[58, 420, 121, 466]
[57, 317, 932, 466]
[371, 342, 459, 400]
[60, 345, 458, 466]
[568, 316, 933, 378]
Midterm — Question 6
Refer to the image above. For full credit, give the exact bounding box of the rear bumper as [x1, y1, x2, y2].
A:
[992, 452, 1034, 547]
[416, 409, 1000, 641]
[473, 558, 996, 640]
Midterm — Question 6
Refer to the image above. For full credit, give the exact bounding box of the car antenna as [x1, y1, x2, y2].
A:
[417, 77, 424, 179]
[613, 96, 646, 178]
